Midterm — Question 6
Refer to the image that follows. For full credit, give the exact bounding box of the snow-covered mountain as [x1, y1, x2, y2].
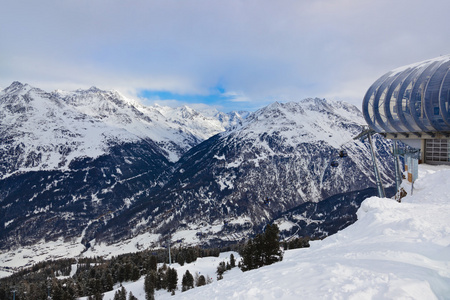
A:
[0, 82, 246, 250]
[0, 81, 245, 177]
[98, 98, 396, 247]
[0, 82, 396, 272]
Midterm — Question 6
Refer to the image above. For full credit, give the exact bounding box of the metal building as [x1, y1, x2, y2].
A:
[362, 55, 450, 165]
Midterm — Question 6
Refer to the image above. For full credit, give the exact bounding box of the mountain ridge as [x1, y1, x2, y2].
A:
[0, 81, 247, 179]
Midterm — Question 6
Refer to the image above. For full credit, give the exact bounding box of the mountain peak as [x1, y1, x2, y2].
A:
[3, 81, 31, 94]
[73, 86, 104, 94]
[9, 81, 25, 88]
[87, 86, 103, 93]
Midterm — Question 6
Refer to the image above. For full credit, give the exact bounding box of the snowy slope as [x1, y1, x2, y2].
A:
[0, 82, 118, 177]
[96, 164, 450, 299]
[56, 88, 241, 162]
[54, 87, 247, 162]
[223, 99, 365, 147]
[0, 82, 245, 178]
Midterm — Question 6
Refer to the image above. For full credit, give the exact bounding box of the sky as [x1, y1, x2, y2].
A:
[1, 0, 450, 112]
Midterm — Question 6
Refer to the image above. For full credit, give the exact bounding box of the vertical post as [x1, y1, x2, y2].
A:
[410, 157, 418, 195]
[168, 235, 172, 266]
[393, 141, 402, 192]
[368, 133, 386, 198]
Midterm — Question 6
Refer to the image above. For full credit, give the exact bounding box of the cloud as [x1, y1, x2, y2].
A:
[2, 0, 450, 110]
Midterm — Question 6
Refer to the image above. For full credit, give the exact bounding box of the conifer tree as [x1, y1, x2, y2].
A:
[130, 265, 140, 281]
[128, 291, 138, 300]
[216, 262, 226, 280]
[262, 223, 282, 265]
[181, 270, 194, 292]
[240, 224, 283, 271]
[167, 267, 178, 293]
[113, 286, 127, 300]
[230, 253, 236, 268]
[103, 272, 114, 291]
[144, 270, 156, 300]
[240, 239, 257, 271]
[157, 264, 168, 290]
[92, 290, 104, 300]
[148, 255, 157, 272]
[196, 275, 206, 287]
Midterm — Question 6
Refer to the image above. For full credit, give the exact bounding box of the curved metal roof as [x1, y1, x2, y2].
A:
[362, 55, 450, 135]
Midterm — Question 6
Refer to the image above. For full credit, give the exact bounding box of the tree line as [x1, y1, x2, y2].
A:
[0, 224, 311, 299]
[0, 246, 220, 300]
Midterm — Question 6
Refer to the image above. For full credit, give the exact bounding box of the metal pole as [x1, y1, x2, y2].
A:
[368, 133, 386, 198]
[393, 141, 402, 192]
[168, 235, 172, 266]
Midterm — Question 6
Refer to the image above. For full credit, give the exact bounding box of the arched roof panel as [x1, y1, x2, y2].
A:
[362, 55, 450, 135]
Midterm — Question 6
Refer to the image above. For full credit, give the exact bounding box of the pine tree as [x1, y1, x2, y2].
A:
[128, 291, 138, 300]
[117, 266, 125, 283]
[144, 270, 156, 300]
[262, 224, 283, 265]
[176, 250, 186, 266]
[167, 267, 178, 293]
[113, 286, 127, 300]
[103, 272, 114, 291]
[230, 253, 236, 268]
[52, 279, 64, 300]
[148, 255, 157, 272]
[239, 224, 283, 271]
[130, 265, 140, 281]
[157, 264, 167, 290]
[93, 291, 104, 300]
[216, 262, 226, 280]
[196, 275, 206, 287]
[181, 270, 194, 292]
[240, 239, 257, 271]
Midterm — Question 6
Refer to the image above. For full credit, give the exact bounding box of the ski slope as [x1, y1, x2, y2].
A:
[94, 164, 450, 300]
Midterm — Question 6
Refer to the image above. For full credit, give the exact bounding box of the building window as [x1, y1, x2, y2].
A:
[425, 139, 450, 164]
[434, 107, 440, 115]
